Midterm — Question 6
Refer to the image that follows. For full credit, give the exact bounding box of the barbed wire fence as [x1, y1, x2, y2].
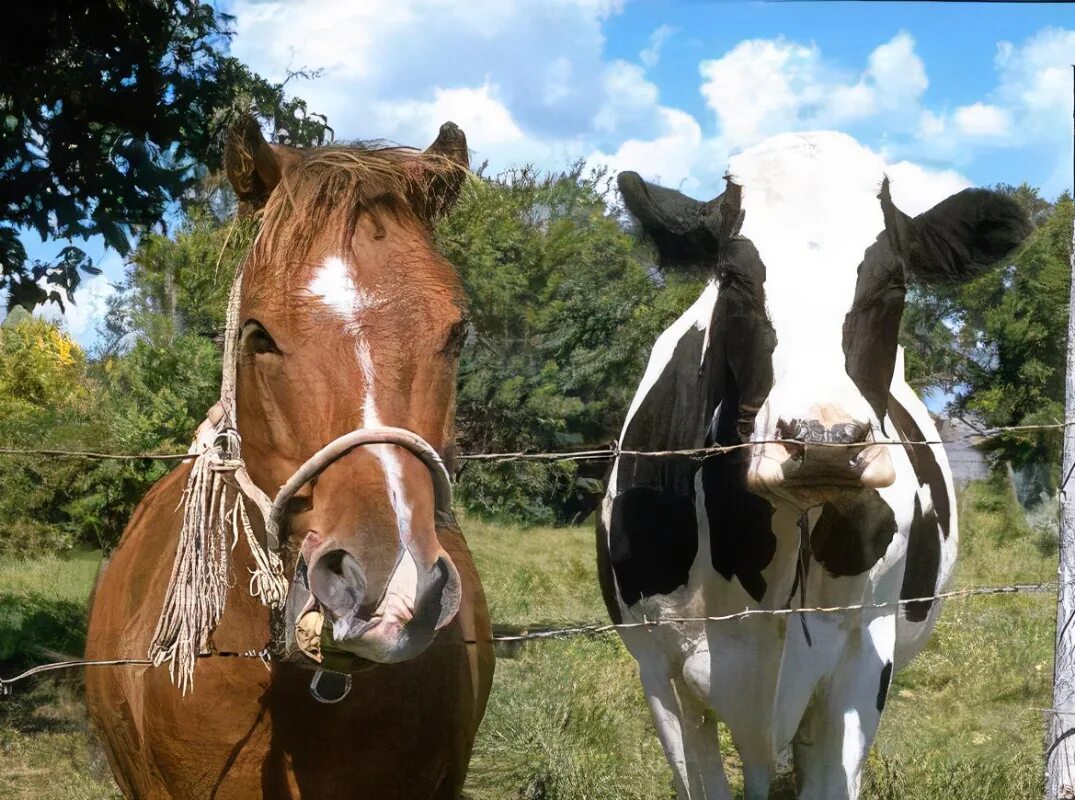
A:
[0, 418, 1070, 695]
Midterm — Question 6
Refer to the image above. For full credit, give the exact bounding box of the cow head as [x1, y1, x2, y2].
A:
[619, 133, 1029, 511]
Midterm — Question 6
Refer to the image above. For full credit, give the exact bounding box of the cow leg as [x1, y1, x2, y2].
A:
[792, 613, 896, 800]
[639, 666, 732, 800]
[682, 622, 785, 800]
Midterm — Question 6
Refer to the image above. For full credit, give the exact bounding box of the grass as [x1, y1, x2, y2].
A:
[0, 480, 1057, 799]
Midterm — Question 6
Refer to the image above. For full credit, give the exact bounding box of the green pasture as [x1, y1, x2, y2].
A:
[0, 479, 1057, 799]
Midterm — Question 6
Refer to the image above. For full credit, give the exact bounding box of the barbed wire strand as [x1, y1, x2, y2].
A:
[0, 582, 1054, 695]
[0, 420, 1071, 466]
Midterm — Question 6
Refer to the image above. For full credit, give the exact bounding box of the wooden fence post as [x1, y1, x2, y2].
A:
[1045, 64, 1075, 800]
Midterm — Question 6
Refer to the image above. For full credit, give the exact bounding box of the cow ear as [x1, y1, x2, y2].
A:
[225, 117, 301, 217]
[618, 172, 740, 271]
[884, 182, 1031, 283]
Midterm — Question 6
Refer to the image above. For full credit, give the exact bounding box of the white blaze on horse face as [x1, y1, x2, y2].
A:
[730, 132, 886, 429]
[310, 255, 417, 615]
[308, 255, 378, 333]
[356, 336, 414, 543]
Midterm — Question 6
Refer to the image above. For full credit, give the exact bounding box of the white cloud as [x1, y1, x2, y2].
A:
[865, 30, 928, 106]
[588, 107, 707, 191]
[374, 83, 525, 146]
[639, 24, 676, 68]
[699, 38, 825, 147]
[953, 102, 1010, 137]
[995, 26, 1075, 127]
[698, 32, 928, 148]
[35, 273, 116, 349]
[892, 26, 1075, 194]
[230, 0, 622, 155]
[593, 60, 660, 134]
[917, 109, 946, 139]
[885, 160, 971, 216]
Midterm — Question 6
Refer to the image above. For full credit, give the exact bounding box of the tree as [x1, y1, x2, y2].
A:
[0, 311, 95, 553]
[437, 164, 701, 524]
[0, 0, 329, 311]
[901, 186, 1073, 491]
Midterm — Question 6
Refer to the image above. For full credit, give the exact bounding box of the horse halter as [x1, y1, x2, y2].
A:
[246, 425, 457, 666]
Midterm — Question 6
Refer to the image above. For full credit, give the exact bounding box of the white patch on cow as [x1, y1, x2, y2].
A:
[620, 279, 719, 440]
[308, 256, 379, 331]
[841, 708, 865, 787]
[729, 132, 887, 427]
[888, 347, 959, 667]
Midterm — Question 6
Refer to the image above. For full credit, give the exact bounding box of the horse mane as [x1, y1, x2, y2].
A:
[249, 143, 468, 276]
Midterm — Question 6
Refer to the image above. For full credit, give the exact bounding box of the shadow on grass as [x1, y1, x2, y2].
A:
[0, 592, 90, 737]
[0, 593, 86, 666]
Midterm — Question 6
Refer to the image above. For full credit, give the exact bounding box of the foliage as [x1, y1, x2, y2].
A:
[0, 313, 95, 553]
[102, 208, 256, 348]
[0, 241, 227, 553]
[901, 186, 1072, 482]
[0, 0, 330, 312]
[438, 165, 701, 524]
[68, 327, 221, 548]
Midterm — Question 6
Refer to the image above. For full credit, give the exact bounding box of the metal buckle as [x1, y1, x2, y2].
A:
[309, 669, 351, 704]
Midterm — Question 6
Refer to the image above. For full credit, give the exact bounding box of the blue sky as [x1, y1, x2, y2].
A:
[24, 0, 1075, 347]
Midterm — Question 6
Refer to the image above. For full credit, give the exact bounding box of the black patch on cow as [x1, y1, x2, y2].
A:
[876, 661, 893, 712]
[888, 398, 950, 539]
[617, 172, 743, 273]
[900, 495, 942, 623]
[844, 183, 1030, 425]
[609, 487, 698, 606]
[608, 224, 778, 607]
[703, 368, 776, 602]
[703, 452, 775, 602]
[595, 512, 624, 624]
[610, 324, 712, 606]
[696, 237, 779, 602]
[810, 490, 898, 578]
[843, 234, 908, 425]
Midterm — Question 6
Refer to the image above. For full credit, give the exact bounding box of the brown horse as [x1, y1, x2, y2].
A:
[85, 119, 494, 799]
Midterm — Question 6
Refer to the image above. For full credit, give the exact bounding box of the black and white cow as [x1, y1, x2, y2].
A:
[598, 132, 1029, 800]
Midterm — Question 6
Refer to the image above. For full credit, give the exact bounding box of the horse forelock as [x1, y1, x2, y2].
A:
[243, 145, 467, 284]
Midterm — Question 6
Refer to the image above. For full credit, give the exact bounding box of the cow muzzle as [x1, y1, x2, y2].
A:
[746, 417, 895, 508]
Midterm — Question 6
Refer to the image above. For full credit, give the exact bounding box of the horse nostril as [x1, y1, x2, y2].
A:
[308, 549, 367, 620]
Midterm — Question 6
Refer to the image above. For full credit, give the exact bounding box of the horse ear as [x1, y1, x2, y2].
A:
[413, 121, 470, 220]
[618, 172, 736, 271]
[881, 181, 1031, 284]
[225, 117, 300, 216]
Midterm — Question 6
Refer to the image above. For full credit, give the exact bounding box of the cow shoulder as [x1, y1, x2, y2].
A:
[609, 283, 718, 607]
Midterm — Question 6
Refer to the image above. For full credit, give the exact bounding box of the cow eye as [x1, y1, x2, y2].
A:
[240, 320, 281, 358]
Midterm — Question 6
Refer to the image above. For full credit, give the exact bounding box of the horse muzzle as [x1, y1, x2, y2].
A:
[299, 539, 461, 666]
[257, 427, 462, 669]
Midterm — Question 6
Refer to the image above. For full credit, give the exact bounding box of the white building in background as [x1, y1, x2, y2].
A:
[936, 416, 990, 488]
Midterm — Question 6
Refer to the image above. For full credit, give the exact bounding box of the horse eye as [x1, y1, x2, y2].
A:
[240, 321, 281, 357]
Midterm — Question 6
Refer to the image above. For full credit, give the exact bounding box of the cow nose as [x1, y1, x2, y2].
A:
[307, 549, 368, 621]
[775, 417, 872, 446]
[748, 413, 894, 500]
